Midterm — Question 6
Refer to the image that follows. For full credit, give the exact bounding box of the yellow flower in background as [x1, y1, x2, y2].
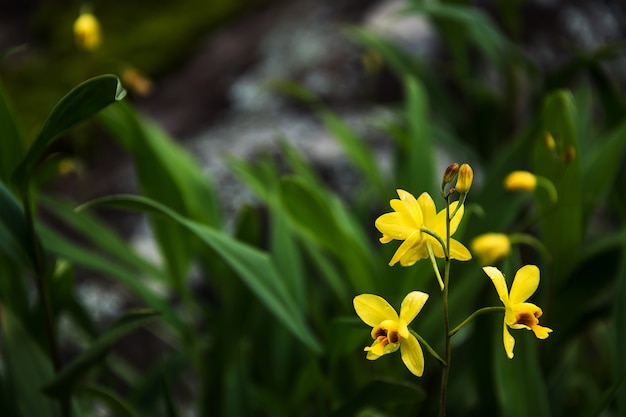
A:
[73, 11, 101, 51]
[471, 233, 510, 265]
[504, 171, 536, 192]
[375, 190, 471, 266]
[483, 265, 552, 359]
[354, 291, 429, 376]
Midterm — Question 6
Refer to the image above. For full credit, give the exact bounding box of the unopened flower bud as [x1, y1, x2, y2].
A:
[543, 132, 556, 150]
[455, 164, 473, 194]
[471, 233, 511, 265]
[563, 146, 576, 164]
[504, 171, 536, 192]
[442, 163, 459, 184]
[74, 12, 101, 51]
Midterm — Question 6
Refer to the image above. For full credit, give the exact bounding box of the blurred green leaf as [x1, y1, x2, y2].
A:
[0, 82, 23, 182]
[77, 385, 141, 417]
[399, 75, 436, 196]
[0, 180, 34, 265]
[39, 195, 168, 284]
[43, 309, 159, 398]
[37, 225, 185, 334]
[1, 308, 60, 417]
[533, 90, 583, 283]
[493, 332, 550, 417]
[582, 120, 626, 220]
[12, 75, 125, 189]
[77, 194, 322, 353]
[331, 379, 425, 417]
[278, 176, 376, 293]
[99, 101, 221, 289]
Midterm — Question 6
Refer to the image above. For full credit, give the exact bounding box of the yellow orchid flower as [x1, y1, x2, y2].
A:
[353, 291, 429, 376]
[375, 190, 471, 266]
[471, 233, 511, 265]
[483, 265, 553, 358]
[73, 11, 101, 51]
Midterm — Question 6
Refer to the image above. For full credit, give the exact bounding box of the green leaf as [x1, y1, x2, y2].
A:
[0, 82, 23, 182]
[493, 332, 550, 417]
[0, 180, 34, 265]
[1, 308, 60, 417]
[98, 102, 221, 287]
[43, 309, 159, 398]
[582, 120, 626, 219]
[36, 225, 185, 334]
[76, 385, 141, 417]
[400, 75, 437, 196]
[12, 75, 125, 189]
[39, 195, 168, 284]
[330, 379, 425, 417]
[77, 194, 321, 353]
[533, 90, 583, 283]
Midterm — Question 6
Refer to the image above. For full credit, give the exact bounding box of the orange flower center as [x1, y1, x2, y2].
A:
[515, 311, 539, 328]
[371, 322, 402, 347]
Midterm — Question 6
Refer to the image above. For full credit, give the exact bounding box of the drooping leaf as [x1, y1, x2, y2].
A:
[12, 75, 125, 189]
[77, 194, 321, 353]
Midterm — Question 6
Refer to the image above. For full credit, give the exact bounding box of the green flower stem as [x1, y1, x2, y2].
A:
[439, 194, 452, 417]
[420, 226, 446, 257]
[426, 240, 444, 291]
[536, 175, 558, 204]
[509, 233, 552, 262]
[410, 330, 447, 366]
[448, 192, 467, 220]
[448, 306, 505, 337]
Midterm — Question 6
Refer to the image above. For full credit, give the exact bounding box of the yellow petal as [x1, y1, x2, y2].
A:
[379, 235, 393, 244]
[483, 266, 510, 306]
[417, 192, 437, 225]
[354, 294, 399, 327]
[400, 333, 425, 376]
[399, 291, 429, 326]
[449, 239, 472, 261]
[397, 189, 423, 227]
[509, 265, 539, 305]
[398, 241, 428, 266]
[375, 212, 416, 240]
[503, 322, 515, 359]
[389, 231, 422, 266]
[531, 324, 553, 339]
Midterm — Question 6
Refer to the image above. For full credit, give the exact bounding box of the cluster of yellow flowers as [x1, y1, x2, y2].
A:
[353, 164, 552, 377]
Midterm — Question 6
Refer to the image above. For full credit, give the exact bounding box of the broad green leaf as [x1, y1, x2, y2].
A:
[533, 90, 583, 283]
[12, 75, 125, 189]
[330, 379, 425, 417]
[43, 309, 160, 398]
[1, 308, 60, 417]
[77, 194, 321, 353]
[0, 82, 23, 182]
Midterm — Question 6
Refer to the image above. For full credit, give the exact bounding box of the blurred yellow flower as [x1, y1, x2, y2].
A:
[375, 190, 471, 266]
[483, 265, 552, 359]
[504, 171, 536, 192]
[74, 12, 101, 51]
[353, 291, 429, 376]
[471, 233, 510, 265]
